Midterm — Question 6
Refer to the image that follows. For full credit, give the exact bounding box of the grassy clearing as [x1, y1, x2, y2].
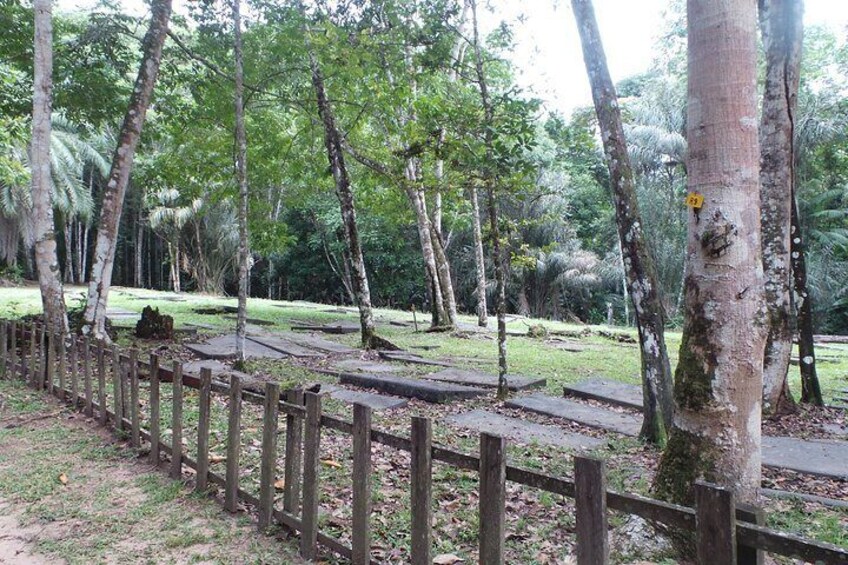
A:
[0, 285, 846, 562]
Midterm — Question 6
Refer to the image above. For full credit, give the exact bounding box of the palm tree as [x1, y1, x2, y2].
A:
[148, 187, 202, 292]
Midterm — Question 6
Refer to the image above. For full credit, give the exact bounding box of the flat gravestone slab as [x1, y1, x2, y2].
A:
[336, 372, 485, 403]
[106, 308, 141, 319]
[185, 334, 286, 360]
[320, 384, 408, 411]
[762, 436, 848, 479]
[563, 378, 643, 411]
[291, 321, 360, 334]
[446, 410, 605, 450]
[224, 315, 275, 326]
[378, 351, 453, 367]
[277, 331, 357, 354]
[182, 359, 228, 374]
[422, 368, 545, 391]
[246, 335, 324, 358]
[506, 394, 641, 436]
[334, 359, 399, 373]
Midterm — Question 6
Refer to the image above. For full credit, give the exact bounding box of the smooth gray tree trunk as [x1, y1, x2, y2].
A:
[31, 0, 68, 334]
[233, 0, 249, 364]
[572, 0, 674, 443]
[82, 0, 172, 339]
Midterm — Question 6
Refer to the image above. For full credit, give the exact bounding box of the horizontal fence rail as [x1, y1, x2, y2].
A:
[0, 319, 846, 565]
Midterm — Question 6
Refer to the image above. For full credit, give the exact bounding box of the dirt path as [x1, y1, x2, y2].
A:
[0, 379, 307, 565]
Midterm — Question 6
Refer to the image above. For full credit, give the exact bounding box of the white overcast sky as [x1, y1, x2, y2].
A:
[57, 0, 848, 116]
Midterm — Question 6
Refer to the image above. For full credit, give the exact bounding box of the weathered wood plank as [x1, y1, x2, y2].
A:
[575, 456, 609, 565]
[410, 416, 432, 565]
[97, 342, 107, 425]
[9, 321, 17, 380]
[58, 335, 66, 400]
[736, 503, 764, 565]
[258, 382, 280, 530]
[111, 344, 123, 430]
[283, 388, 303, 515]
[70, 338, 79, 408]
[41, 328, 51, 392]
[0, 320, 7, 377]
[352, 403, 372, 564]
[479, 433, 506, 564]
[170, 361, 183, 477]
[196, 367, 212, 493]
[149, 353, 160, 465]
[27, 322, 36, 387]
[225, 374, 242, 513]
[300, 391, 322, 559]
[130, 349, 140, 447]
[83, 336, 93, 416]
[695, 482, 736, 565]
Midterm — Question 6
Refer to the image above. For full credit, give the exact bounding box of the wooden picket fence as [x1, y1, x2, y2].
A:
[0, 318, 846, 565]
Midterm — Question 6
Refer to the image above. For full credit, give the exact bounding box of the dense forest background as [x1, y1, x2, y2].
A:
[1, 0, 846, 332]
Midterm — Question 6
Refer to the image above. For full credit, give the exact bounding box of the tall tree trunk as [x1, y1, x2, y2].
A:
[404, 170, 446, 326]
[429, 215, 458, 326]
[791, 189, 823, 405]
[470, 0, 507, 398]
[134, 211, 144, 288]
[654, 0, 765, 507]
[82, 0, 172, 339]
[233, 0, 249, 365]
[31, 0, 68, 334]
[63, 220, 73, 283]
[572, 0, 674, 443]
[759, 0, 801, 416]
[470, 183, 488, 327]
[306, 44, 377, 347]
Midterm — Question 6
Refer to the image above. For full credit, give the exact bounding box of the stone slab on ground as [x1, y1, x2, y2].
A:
[182, 359, 228, 374]
[105, 308, 141, 320]
[762, 436, 848, 479]
[334, 371, 485, 403]
[506, 394, 642, 436]
[333, 359, 400, 373]
[563, 378, 643, 411]
[378, 351, 453, 367]
[446, 410, 605, 450]
[184, 334, 286, 360]
[320, 384, 408, 410]
[224, 315, 275, 326]
[422, 368, 545, 391]
[245, 335, 324, 358]
[291, 321, 360, 334]
[276, 331, 357, 354]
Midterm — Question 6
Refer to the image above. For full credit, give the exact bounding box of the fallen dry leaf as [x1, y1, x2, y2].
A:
[433, 554, 464, 564]
[321, 459, 342, 469]
[58, 473, 68, 485]
[274, 479, 285, 490]
[209, 454, 226, 464]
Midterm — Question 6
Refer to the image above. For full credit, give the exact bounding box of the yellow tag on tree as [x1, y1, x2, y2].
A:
[685, 192, 705, 209]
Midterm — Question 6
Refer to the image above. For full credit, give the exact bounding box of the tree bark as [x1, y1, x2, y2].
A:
[791, 189, 823, 405]
[654, 0, 765, 507]
[470, 0, 507, 398]
[31, 0, 68, 334]
[233, 0, 249, 365]
[759, 0, 802, 416]
[572, 0, 674, 443]
[134, 210, 144, 288]
[306, 43, 377, 347]
[82, 0, 172, 339]
[470, 183, 488, 327]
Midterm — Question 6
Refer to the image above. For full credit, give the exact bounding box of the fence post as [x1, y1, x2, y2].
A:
[695, 481, 736, 565]
[45, 330, 55, 394]
[736, 503, 764, 565]
[196, 367, 212, 493]
[259, 382, 280, 530]
[70, 338, 79, 408]
[574, 456, 609, 565]
[111, 345, 123, 429]
[130, 349, 141, 448]
[83, 336, 93, 417]
[300, 391, 322, 559]
[169, 361, 182, 478]
[38, 326, 47, 390]
[225, 374, 242, 512]
[479, 433, 506, 565]
[58, 334, 66, 400]
[283, 387, 303, 515]
[149, 353, 160, 465]
[27, 322, 36, 387]
[352, 403, 372, 565]
[10, 321, 17, 379]
[410, 416, 432, 565]
[97, 342, 107, 425]
[1, 320, 7, 378]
